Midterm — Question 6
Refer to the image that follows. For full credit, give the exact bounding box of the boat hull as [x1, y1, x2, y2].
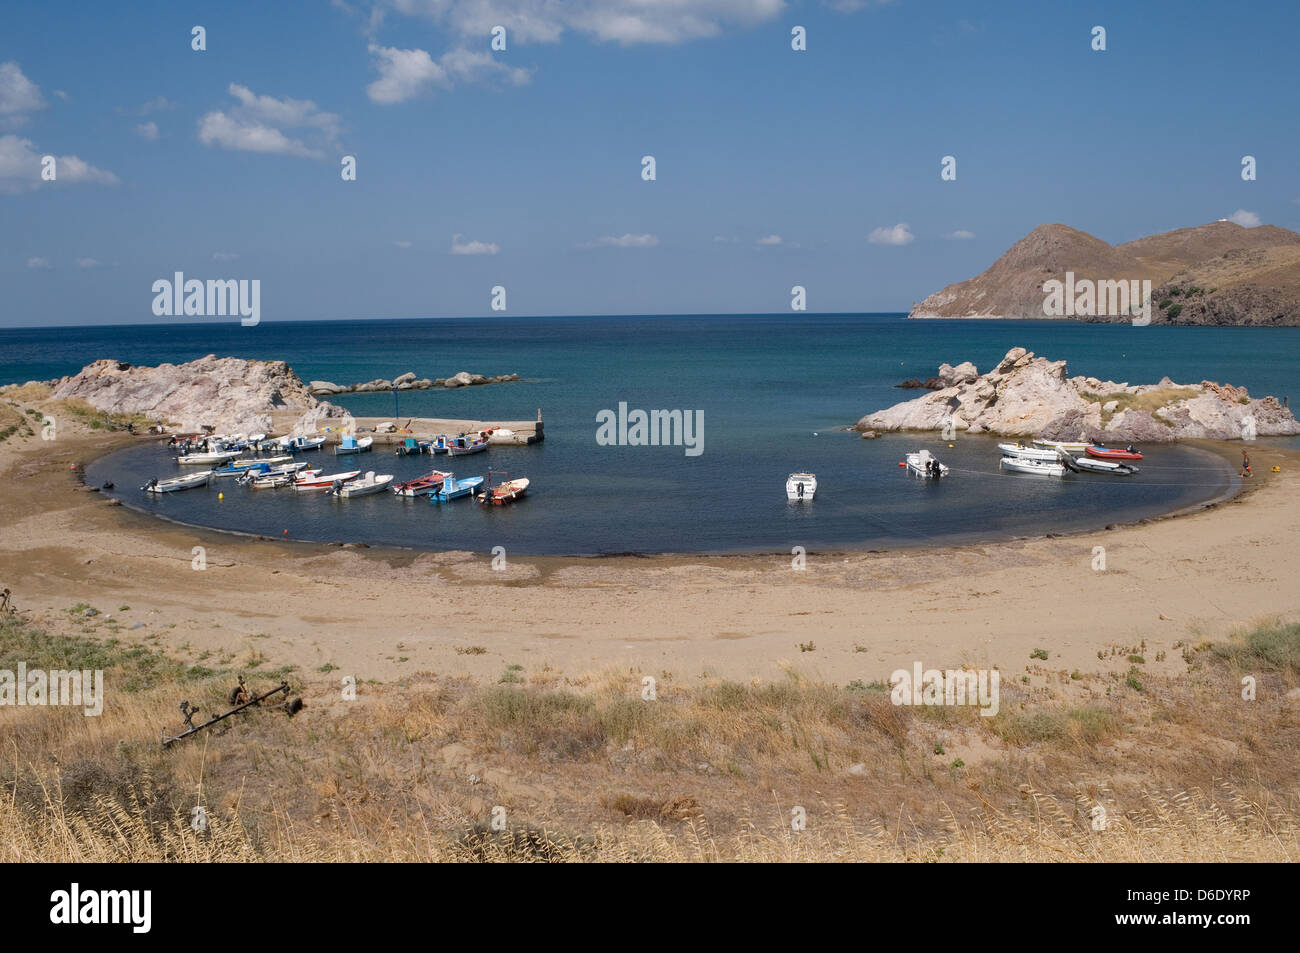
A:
[1000, 457, 1065, 477]
[1086, 446, 1144, 461]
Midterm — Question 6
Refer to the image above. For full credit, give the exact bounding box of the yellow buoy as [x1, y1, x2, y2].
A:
[948, 443, 955, 448]
[218, 492, 224, 500]
[1272, 466, 1281, 472]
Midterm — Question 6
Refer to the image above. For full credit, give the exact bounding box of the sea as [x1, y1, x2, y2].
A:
[3, 314, 1297, 555]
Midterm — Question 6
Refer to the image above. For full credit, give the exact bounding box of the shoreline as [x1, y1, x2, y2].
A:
[1, 422, 1296, 689]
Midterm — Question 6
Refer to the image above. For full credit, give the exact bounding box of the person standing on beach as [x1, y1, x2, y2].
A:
[1241, 450, 1251, 478]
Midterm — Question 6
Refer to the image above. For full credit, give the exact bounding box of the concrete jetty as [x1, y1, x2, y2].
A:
[268, 409, 544, 446]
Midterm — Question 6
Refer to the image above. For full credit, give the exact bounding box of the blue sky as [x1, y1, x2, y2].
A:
[2, 0, 1298, 326]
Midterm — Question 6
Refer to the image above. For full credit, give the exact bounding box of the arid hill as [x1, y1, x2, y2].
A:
[910, 221, 1300, 325]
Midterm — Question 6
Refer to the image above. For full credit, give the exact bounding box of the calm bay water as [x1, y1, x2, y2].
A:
[5, 314, 1296, 554]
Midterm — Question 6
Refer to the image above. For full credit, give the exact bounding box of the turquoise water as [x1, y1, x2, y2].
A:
[4, 314, 1294, 554]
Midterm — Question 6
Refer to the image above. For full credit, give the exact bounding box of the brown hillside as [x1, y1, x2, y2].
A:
[911, 221, 1300, 324]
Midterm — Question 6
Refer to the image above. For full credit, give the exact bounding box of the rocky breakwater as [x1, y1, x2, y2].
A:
[47, 355, 348, 435]
[855, 347, 1299, 442]
[308, 371, 520, 397]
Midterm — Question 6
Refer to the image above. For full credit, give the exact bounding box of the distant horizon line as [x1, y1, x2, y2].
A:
[1, 312, 914, 332]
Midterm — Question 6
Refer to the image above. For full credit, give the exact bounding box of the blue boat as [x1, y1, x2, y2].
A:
[428, 472, 484, 503]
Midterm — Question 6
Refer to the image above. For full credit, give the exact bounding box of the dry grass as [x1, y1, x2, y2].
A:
[1083, 387, 1202, 426]
[0, 382, 52, 402]
[2, 614, 1298, 862]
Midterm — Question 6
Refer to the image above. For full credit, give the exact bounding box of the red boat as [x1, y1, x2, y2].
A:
[1086, 445, 1143, 461]
[392, 470, 449, 497]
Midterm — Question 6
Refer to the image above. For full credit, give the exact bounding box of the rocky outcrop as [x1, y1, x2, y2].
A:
[307, 371, 519, 396]
[48, 355, 347, 435]
[910, 221, 1300, 325]
[855, 347, 1300, 442]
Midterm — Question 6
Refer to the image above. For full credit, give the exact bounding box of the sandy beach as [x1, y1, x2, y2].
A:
[3, 424, 1296, 688]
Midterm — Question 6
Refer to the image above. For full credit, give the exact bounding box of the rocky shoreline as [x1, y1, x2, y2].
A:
[307, 371, 519, 396]
[8, 356, 519, 437]
[857, 347, 1300, 442]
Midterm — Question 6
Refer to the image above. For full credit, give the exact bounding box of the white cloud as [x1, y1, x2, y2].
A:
[945, 229, 975, 240]
[52, 89, 69, 102]
[198, 83, 340, 158]
[366, 44, 530, 104]
[1228, 209, 1261, 228]
[393, 240, 412, 248]
[756, 234, 783, 245]
[584, 233, 659, 248]
[76, 257, 99, 269]
[138, 96, 174, 114]
[26, 257, 51, 270]
[823, 0, 894, 11]
[868, 223, 914, 245]
[0, 134, 119, 194]
[212, 251, 240, 261]
[0, 62, 45, 126]
[450, 234, 500, 255]
[135, 121, 159, 141]
[384, 0, 786, 45]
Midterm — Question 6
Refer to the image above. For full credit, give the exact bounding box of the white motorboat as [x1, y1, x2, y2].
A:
[1000, 456, 1065, 477]
[177, 450, 240, 465]
[335, 435, 374, 455]
[249, 472, 302, 489]
[786, 472, 817, 501]
[1057, 450, 1138, 476]
[294, 469, 361, 490]
[906, 450, 949, 478]
[1033, 439, 1090, 453]
[237, 462, 312, 486]
[282, 435, 327, 452]
[998, 442, 1060, 462]
[333, 471, 393, 497]
[142, 471, 212, 493]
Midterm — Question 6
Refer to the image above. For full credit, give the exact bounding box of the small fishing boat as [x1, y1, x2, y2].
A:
[1057, 450, 1138, 476]
[429, 434, 452, 454]
[279, 435, 327, 452]
[906, 450, 949, 478]
[142, 471, 212, 493]
[1000, 456, 1065, 477]
[213, 455, 293, 477]
[1033, 439, 1091, 453]
[249, 472, 302, 489]
[235, 461, 311, 485]
[177, 450, 240, 465]
[335, 435, 374, 455]
[786, 472, 817, 501]
[392, 470, 449, 497]
[332, 471, 393, 498]
[447, 434, 489, 456]
[1086, 444, 1143, 461]
[998, 442, 1060, 462]
[293, 469, 361, 490]
[395, 437, 432, 456]
[476, 470, 528, 505]
[428, 472, 484, 503]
